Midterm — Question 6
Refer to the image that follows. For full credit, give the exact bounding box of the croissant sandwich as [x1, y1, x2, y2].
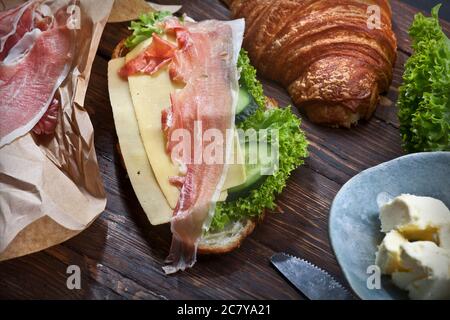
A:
[108, 12, 308, 273]
[224, 0, 397, 127]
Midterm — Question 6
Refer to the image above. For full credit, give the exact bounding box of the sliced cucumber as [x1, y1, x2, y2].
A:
[226, 163, 268, 201]
[227, 135, 277, 201]
[235, 86, 258, 124]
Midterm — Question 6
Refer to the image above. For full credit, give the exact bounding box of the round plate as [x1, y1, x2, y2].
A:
[329, 152, 450, 300]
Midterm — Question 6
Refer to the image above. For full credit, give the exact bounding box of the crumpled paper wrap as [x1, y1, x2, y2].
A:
[0, 0, 114, 261]
[108, 0, 181, 23]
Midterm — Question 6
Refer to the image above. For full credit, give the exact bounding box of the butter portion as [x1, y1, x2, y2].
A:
[407, 276, 450, 300]
[380, 194, 450, 240]
[375, 230, 408, 274]
[438, 225, 450, 249]
[375, 194, 450, 300]
[400, 241, 449, 277]
[394, 242, 450, 300]
[392, 271, 421, 291]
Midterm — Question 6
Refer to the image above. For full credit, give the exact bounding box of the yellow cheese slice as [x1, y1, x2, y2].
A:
[126, 38, 246, 206]
[127, 67, 182, 208]
[107, 58, 171, 225]
[223, 131, 246, 190]
[219, 190, 228, 202]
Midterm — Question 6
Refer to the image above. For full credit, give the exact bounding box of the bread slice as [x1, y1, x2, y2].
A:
[111, 39, 260, 254]
[199, 219, 258, 254]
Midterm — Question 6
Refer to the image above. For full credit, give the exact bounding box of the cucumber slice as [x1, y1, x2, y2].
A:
[236, 87, 252, 114]
[227, 163, 268, 201]
[235, 86, 258, 124]
[227, 134, 277, 201]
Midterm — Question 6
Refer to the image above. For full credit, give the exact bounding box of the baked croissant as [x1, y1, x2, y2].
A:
[224, 0, 397, 127]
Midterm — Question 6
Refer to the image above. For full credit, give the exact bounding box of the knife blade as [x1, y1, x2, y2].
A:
[271, 252, 355, 300]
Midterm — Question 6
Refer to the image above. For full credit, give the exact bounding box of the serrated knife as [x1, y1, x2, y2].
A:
[271, 253, 355, 300]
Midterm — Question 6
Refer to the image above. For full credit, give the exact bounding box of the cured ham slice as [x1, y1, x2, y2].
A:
[32, 98, 60, 135]
[0, 3, 72, 147]
[119, 17, 244, 273]
[0, 1, 34, 58]
[162, 21, 238, 273]
[119, 34, 177, 78]
[164, 19, 243, 274]
[0, 1, 54, 60]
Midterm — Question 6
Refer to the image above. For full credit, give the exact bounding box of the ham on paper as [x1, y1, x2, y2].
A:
[0, 1, 36, 58]
[0, 0, 73, 148]
[120, 18, 244, 273]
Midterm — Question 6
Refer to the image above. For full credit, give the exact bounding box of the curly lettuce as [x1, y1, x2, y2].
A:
[124, 11, 172, 49]
[210, 51, 309, 232]
[237, 49, 266, 109]
[398, 4, 450, 152]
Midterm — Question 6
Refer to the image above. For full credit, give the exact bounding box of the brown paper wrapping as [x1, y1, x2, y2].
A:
[0, 0, 114, 261]
[108, 0, 181, 23]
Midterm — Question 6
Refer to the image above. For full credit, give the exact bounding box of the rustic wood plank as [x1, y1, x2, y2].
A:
[1, 0, 449, 300]
[0, 247, 122, 300]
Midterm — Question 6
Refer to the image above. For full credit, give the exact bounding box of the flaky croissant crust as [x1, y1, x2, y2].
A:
[226, 0, 397, 127]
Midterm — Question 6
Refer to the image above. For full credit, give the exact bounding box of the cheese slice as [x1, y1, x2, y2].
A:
[126, 38, 245, 207]
[127, 67, 182, 208]
[107, 58, 172, 225]
[223, 131, 246, 190]
[219, 190, 228, 202]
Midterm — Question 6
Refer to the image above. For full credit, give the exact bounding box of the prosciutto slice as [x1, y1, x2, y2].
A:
[0, 1, 34, 58]
[162, 19, 243, 274]
[120, 18, 244, 273]
[32, 98, 60, 135]
[0, 2, 72, 147]
[118, 34, 177, 78]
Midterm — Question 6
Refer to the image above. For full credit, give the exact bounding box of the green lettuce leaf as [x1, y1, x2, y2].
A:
[124, 11, 173, 49]
[237, 49, 266, 109]
[210, 106, 308, 231]
[398, 4, 450, 152]
[210, 51, 308, 231]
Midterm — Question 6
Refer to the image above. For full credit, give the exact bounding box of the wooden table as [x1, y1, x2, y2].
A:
[0, 0, 449, 299]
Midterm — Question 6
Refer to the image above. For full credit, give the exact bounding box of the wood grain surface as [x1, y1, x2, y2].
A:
[0, 0, 449, 300]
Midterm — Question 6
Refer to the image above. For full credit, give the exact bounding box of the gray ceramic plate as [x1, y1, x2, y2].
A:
[329, 152, 450, 300]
